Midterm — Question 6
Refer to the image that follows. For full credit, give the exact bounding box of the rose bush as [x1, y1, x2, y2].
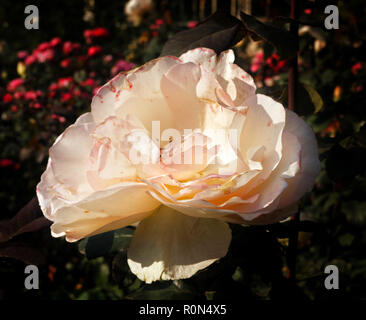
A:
[36, 47, 320, 283]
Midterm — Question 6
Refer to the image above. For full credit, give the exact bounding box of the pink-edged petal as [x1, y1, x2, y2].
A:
[48, 114, 96, 196]
[91, 72, 129, 123]
[215, 50, 256, 106]
[115, 56, 181, 133]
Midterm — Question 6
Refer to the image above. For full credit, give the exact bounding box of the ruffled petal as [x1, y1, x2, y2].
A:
[48, 113, 96, 196]
[49, 182, 161, 242]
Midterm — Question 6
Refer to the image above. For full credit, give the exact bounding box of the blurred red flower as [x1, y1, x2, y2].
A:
[88, 46, 102, 57]
[58, 77, 73, 88]
[111, 60, 136, 75]
[352, 62, 363, 75]
[17, 51, 29, 60]
[11, 105, 19, 112]
[25, 91, 38, 100]
[250, 51, 264, 73]
[60, 58, 72, 68]
[187, 21, 198, 29]
[25, 54, 37, 65]
[7, 78, 24, 91]
[3, 93, 13, 103]
[50, 37, 62, 47]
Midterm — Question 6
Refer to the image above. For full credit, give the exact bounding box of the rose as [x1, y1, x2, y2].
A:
[37, 48, 320, 283]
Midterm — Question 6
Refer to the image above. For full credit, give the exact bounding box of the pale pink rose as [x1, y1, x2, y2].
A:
[37, 48, 320, 283]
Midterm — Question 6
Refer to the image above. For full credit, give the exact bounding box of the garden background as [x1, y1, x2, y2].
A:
[1, 0, 366, 300]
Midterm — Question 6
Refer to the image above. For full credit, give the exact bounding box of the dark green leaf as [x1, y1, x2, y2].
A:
[341, 201, 366, 225]
[240, 11, 297, 60]
[161, 11, 245, 57]
[78, 227, 134, 259]
[281, 83, 324, 116]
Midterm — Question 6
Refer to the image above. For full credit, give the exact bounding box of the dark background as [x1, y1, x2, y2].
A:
[1, 0, 366, 300]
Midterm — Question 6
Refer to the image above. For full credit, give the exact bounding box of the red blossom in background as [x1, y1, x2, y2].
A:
[7, 78, 24, 92]
[58, 77, 73, 88]
[14, 92, 24, 100]
[35, 48, 55, 63]
[61, 92, 73, 102]
[60, 58, 72, 68]
[250, 51, 264, 73]
[0, 159, 19, 170]
[304, 8, 312, 15]
[17, 51, 29, 60]
[3, 93, 13, 103]
[50, 37, 62, 47]
[88, 46, 102, 57]
[80, 78, 97, 87]
[84, 27, 109, 42]
[187, 21, 198, 29]
[25, 54, 37, 65]
[111, 60, 136, 75]
[63, 41, 81, 55]
[266, 53, 287, 73]
[250, 51, 287, 75]
[51, 114, 66, 123]
[11, 105, 19, 112]
[352, 62, 363, 75]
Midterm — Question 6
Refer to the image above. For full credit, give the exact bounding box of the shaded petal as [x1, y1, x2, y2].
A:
[50, 182, 161, 242]
[278, 110, 321, 209]
[127, 206, 231, 283]
[239, 94, 286, 179]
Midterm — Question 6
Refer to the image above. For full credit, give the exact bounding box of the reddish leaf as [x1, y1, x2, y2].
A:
[0, 244, 45, 265]
[0, 197, 51, 243]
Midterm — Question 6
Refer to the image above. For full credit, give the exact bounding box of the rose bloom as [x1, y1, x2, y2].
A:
[88, 46, 102, 57]
[7, 78, 24, 91]
[37, 48, 320, 283]
[2, 93, 13, 103]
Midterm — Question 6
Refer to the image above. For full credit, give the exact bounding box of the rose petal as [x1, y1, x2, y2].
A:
[49, 182, 161, 242]
[48, 114, 96, 196]
[127, 205, 231, 283]
[277, 109, 321, 209]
